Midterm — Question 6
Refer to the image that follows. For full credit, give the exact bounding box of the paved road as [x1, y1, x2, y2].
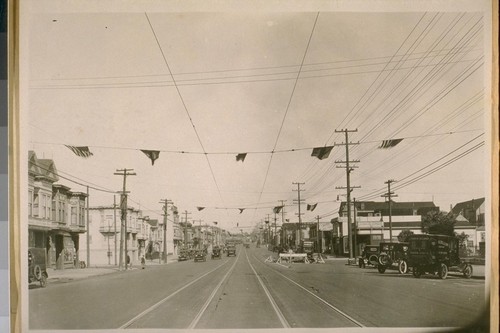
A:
[29, 245, 486, 330]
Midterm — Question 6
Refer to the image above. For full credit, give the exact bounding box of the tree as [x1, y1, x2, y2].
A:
[455, 232, 470, 256]
[397, 230, 414, 242]
[421, 211, 456, 236]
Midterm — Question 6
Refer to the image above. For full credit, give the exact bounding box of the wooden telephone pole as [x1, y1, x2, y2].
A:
[114, 168, 136, 270]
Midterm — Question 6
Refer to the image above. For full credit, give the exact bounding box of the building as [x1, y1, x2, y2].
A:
[337, 200, 439, 257]
[80, 205, 142, 266]
[28, 151, 87, 269]
[451, 198, 486, 255]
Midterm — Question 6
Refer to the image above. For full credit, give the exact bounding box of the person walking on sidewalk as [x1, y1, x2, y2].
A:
[141, 256, 146, 269]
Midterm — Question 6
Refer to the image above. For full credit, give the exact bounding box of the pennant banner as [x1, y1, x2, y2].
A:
[236, 153, 247, 162]
[141, 150, 160, 165]
[379, 139, 403, 149]
[197, 207, 205, 211]
[273, 206, 283, 214]
[307, 203, 318, 211]
[238, 208, 245, 214]
[65, 145, 93, 158]
[311, 146, 333, 160]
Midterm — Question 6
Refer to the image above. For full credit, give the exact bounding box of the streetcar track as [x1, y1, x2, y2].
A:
[188, 252, 240, 329]
[245, 251, 291, 328]
[251, 252, 365, 328]
[118, 259, 230, 329]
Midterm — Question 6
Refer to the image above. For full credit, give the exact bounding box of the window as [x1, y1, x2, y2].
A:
[52, 198, 56, 221]
[33, 192, 39, 216]
[45, 195, 51, 219]
[71, 207, 77, 225]
[28, 190, 33, 216]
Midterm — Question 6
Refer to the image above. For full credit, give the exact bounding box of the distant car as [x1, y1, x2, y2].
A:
[407, 234, 473, 279]
[211, 247, 222, 259]
[358, 245, 379, 268]
[194, 251, 207, 262]
[227, 245, 236, 257]
[244, 242, 250, 248]
[178, 251, 189, 262]
[28, 248, 48, 288]
[376, 242, 409, 274]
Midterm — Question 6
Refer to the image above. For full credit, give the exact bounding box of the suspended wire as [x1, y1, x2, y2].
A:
[254, 12, 320, 216]
[145, 13, 226, 208]
[34, 45, 480, 83]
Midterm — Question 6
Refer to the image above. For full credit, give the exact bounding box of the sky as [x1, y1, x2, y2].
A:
[22, 3, 493, 234]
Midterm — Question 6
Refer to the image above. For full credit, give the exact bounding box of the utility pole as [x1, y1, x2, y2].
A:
[353, 198, 357, 257]
[279, 200, 287, 247]
[159, 199, 172, 264]
[292, 182, 305, 247]
[273, 212, 277, 248]
[183, 210, 191, 248]
[114, 168, 136, 270]
[382, 180, 397, 242]
[113, 195, 117, 266]
[335, 129, 360, 259]
[266, 214, 271, 246]
[86, 186, 90, 268]
[316, 215, 321, 253]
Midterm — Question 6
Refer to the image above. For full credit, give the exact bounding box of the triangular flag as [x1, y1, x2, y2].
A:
[311, 146, 333, 160]
[197, 207, 205, 211]
[141, 150, 160, 165]
[213, 221, 218, 225]
[273, 206, 283, 214]
[379, 139, 403, 149]
[65, 145, 93, 158]
[238, 208, 245, 214]
[285, 219, 290, 222]
[307, 203, 318, 211]
[236, 153, 247, 162]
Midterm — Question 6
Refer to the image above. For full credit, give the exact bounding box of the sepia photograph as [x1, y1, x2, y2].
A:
[16, 0, 496, 332]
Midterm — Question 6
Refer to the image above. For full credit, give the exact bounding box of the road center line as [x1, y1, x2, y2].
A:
[246, 251, 291, 328]
[118, 260, 229, 329]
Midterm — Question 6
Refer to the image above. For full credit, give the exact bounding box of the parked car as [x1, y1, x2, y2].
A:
[376, 242, 409, 274]
[227, 244, 236, 257]
[178, 250, 189, 262]
[358, 245, 380, 268]
[28, 248, 48, 288]
[407, 234, 473, 280]
[194, 250, 207, 262]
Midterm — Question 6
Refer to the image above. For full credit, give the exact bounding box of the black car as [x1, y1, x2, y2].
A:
[194, 250, 207, 262]
[227, 244, 236, 257]
[376, 242, 409, 274]
[358, 245, 379, 268]
[211, 247, 222, 259]
[28, 248, 48, 288]
[407, 234, 473, 279]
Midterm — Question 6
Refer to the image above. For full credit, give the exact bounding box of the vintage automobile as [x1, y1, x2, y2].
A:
[227, 244, 236, 257]
[194, 250, 207, 262]
[358, 245, 380, 268]
[244, 242, 250, 248]
[28, 248, 48, 288]
[407, 234, 473, 280]
[177, 250, 189, 262]
[211, 247, 222, 259]
[376, 242, 409, 274]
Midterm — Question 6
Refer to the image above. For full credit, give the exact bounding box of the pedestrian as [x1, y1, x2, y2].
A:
[141, 256, 146, 269]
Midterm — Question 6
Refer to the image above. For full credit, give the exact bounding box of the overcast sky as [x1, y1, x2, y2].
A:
[22, 1, 493, 233]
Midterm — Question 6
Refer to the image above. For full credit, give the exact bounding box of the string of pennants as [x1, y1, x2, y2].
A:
[64, 138, 403, 164]
[192, 202, 320, 215]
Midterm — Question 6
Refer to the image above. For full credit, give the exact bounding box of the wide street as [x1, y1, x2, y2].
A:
[29, 244, 486, 330]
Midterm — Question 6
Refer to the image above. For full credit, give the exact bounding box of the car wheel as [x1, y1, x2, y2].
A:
[463, 264, 473, 279]
[368, 254, 378, 265]
[438, 263, 448, 279]
[378, 254, 389, 266]
[398, 260, 408, 274]
[377, 265, 386, 273]
[34, 265, 42, 280]
[40, 273, 47, 288]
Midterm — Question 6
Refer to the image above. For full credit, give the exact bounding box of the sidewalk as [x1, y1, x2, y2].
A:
[47, 255, 179, 282]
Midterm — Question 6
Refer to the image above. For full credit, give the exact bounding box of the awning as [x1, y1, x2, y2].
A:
[319, 222, 334, 231]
